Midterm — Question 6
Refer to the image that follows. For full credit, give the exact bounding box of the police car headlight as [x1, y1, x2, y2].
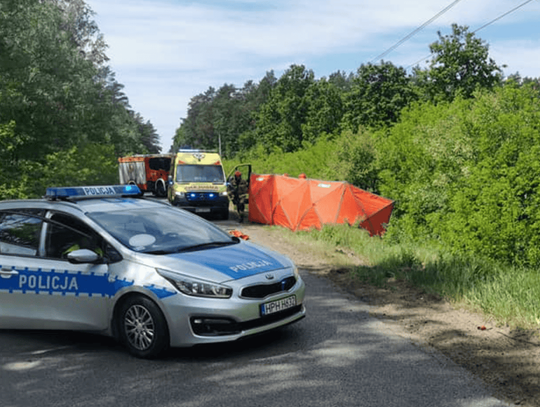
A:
[220, 191, 228, 197]
[175, 192, 185, 198]
[157, 269, 232, 298]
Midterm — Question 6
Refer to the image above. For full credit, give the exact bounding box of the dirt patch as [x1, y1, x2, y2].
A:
[232, 222, 540, 407]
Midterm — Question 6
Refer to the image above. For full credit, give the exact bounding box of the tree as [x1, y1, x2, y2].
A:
[0, 0, 104, 159]
[173, 73, 277, 157]
[0, 0, 158, 197]
[327, 70, 354, 92]
[302, 78, 344, 143]
[255, 64, 315, 152]
[376, 84, 540, 266]
[413, 24, 503, 102]
[343, 61, 415, 131]
[135, 115, 161, 154]
[328, 129, 380, 192]
[45, 0, 109, 67]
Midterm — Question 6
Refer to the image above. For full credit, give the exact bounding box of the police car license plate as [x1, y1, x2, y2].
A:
[261, 296, 296, 316]
[195, 208, 211, 213]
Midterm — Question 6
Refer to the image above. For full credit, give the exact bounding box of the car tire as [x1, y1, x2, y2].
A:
[155, 182, 166, 198]
[220, 209, 229, 220]
[117, 295, 170, 359]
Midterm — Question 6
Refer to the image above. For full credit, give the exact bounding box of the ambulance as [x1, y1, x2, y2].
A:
[167, 150, 229, 219]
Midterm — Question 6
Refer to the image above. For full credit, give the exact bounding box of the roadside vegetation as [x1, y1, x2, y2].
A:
[3, 2, 540, 330]
[0, 0, 161, 199]
[282, 222, 540, 330]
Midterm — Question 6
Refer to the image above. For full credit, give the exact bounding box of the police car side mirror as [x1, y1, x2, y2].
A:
[67, 249, 101, 264]
[168, 175, 173, 185]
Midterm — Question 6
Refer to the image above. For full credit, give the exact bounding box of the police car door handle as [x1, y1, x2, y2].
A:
[0, 267, 18, 276]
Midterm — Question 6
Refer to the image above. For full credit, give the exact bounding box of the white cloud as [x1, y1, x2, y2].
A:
[492, 39, 540, 78]
[87, 0, 540, 151]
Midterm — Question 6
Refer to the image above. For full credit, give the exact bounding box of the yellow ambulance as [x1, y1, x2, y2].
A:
[167, 150, 229, 219]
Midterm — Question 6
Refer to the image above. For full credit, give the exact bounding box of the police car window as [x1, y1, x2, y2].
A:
[45, 213, 121, 262]
[0, 211, 43, 256]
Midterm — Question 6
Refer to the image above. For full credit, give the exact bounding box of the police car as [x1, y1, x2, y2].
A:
[0, 185, 306, 358]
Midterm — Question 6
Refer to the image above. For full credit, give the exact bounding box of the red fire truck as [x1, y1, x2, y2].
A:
[118, 154, 172, 197]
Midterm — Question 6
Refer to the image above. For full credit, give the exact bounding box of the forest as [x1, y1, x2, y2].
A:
[0, 0, 161, 198]
[174, 26, 540, 268]
[3, 0, 540, 268]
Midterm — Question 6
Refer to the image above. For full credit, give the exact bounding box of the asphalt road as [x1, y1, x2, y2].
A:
[0, 269, 513, 407]
[0, 209, 514, 407]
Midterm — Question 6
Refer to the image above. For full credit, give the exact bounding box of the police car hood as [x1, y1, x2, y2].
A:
[140, 241, 292, 283]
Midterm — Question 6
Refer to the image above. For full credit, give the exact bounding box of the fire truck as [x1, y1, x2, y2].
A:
[118, 154, 172, 197]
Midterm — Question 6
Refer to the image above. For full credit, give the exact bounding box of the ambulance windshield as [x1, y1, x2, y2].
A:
[175, 165, 225, 183]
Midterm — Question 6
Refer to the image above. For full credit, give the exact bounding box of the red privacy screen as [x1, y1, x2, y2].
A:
[248, 174, 394, 236]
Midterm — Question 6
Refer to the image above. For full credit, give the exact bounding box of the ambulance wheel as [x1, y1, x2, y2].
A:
[117, 295, 169, 359]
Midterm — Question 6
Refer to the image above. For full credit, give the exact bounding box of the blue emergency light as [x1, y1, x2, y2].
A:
[186, 192, 217, 202]
[45, 185, 142, 200]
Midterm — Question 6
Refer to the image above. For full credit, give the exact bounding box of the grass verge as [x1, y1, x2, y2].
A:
[282, 223, 540, 331]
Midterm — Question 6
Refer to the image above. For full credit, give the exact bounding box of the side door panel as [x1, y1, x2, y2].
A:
[0, 257, 110, 331]
[0, 210, 113, 331]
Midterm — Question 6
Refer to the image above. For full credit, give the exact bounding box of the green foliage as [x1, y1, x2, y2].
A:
[343, 61, 416, 131]
[224, 137, 338, 180]
[290, 223, 540, 329]
[0, 0, 103, 158]
[29, 144, 118, 197]
[437, 85, 540, 266]
[301, 78, 344, 143]
[0, 0, 158, 158]
[413, 24, 502, 102]
[376, 97, 473, 230]
[255, 65, 316, 153]
[0, 121, 31, 199]
[173, 72, 277, 157]
[377, 85, 540, 267]
[327, 129, 380, 192]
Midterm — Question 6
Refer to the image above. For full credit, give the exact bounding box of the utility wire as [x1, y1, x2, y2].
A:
[472, 0, 535, 33]
[406, 0, 536, 69]
[370, 0, 464, 63]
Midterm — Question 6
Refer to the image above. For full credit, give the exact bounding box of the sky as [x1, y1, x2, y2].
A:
[85, 0, 540, 152]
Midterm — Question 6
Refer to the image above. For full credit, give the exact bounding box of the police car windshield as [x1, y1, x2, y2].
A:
[87, 207, 234, 254]
[176, 165, 225, 183]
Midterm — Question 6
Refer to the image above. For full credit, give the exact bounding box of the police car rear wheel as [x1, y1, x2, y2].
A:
[118, 296, 169, 359]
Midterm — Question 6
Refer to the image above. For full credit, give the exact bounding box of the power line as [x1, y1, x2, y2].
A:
[370, 0, 464, 63]
[473, 0, 535, 33]
[406, 0, 536, 70]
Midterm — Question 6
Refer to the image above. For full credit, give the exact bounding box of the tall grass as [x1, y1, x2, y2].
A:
[292, 223, 540, 330]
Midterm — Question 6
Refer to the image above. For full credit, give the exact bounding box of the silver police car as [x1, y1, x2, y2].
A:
[0, 185, 306, 358]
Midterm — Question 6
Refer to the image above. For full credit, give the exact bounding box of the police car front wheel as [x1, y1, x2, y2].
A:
[118, 295, 170, 359]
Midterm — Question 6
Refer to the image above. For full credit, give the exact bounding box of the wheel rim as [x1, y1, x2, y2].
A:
[124, 304, 155, 351]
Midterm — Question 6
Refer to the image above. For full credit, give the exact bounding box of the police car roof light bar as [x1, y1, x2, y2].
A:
[45, 185, 142, 200]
